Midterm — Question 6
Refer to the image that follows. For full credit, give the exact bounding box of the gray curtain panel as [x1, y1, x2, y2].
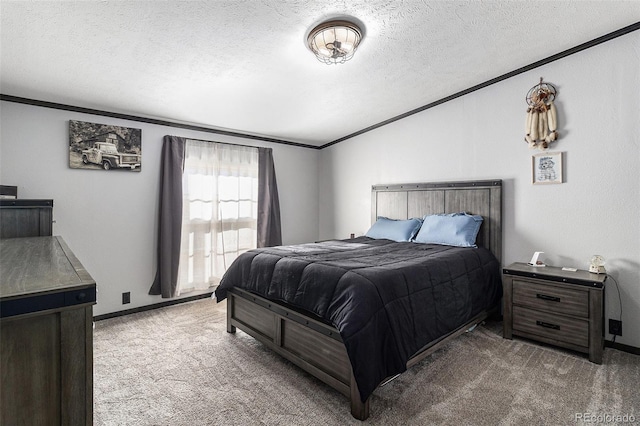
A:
[149, 136, 186, 298]
[257, 147, 282, 247]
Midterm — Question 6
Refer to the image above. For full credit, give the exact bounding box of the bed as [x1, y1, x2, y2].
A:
[214, 179, 502, 420]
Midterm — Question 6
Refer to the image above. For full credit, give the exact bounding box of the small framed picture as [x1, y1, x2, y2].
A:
[532, 152, 563, 184]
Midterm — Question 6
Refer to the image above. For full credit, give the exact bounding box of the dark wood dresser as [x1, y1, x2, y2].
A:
[0, 236, 96, 425]
[502, 262, 606, 364]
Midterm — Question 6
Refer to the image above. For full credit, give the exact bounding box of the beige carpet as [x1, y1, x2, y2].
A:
[94, 299, 639, 425]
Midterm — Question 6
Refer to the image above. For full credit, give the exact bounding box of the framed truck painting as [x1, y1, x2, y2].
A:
[532, 151, 563, 184]
[69, 120, 142, 171]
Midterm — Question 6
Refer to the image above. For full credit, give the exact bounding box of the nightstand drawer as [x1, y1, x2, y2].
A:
[513, 306, 588, 348]
[513, 279, 588, 318]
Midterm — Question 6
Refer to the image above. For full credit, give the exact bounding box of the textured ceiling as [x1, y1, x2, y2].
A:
[1, 1, 639, 147]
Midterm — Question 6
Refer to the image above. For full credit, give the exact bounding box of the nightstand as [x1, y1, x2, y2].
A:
[502, 262, 606, 364]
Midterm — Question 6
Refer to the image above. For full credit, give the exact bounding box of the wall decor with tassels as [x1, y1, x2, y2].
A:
[525, 78, 558, 150]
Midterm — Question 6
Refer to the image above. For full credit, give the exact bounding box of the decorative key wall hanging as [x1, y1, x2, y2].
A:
[525, 78, 558, 150]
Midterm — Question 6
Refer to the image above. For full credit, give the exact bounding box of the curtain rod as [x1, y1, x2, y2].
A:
[179, 136, 265, 151]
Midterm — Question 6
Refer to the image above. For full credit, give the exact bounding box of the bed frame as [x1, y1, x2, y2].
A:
[226, 179, 502, 420]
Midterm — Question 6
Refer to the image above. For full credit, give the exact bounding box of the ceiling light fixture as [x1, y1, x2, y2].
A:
[306, 19, 363, 65]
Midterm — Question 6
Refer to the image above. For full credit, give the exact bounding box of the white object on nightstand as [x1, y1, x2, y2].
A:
[528, 251, 545, 267]
[589, 255, 606, 274]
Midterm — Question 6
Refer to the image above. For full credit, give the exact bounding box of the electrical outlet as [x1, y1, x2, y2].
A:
[122, 292, 131, 304]
[609, 319, 622, 336]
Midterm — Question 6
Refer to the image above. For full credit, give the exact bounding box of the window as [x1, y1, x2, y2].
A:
[149, 135, 280, 299]
[177, 140, 259, 295]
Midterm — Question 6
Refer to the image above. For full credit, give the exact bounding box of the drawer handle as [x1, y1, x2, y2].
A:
[536, 320, 560, 330]
[536, 293, 560, 302]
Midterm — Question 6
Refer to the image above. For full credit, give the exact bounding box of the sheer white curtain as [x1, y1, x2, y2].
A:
[177, 140, 259, 295]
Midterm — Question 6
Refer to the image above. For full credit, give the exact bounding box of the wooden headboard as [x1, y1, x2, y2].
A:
[371, 180, 502, 263]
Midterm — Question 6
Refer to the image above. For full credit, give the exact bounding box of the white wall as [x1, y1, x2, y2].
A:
[0, 102, 319, 316]
[319, 32, 640, 348]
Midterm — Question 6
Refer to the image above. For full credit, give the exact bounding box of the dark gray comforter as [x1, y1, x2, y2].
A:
[214, 237, 502, 402]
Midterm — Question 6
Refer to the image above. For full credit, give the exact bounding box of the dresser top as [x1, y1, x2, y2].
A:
[504, 262, 606, 288]
[0, 199, 53, 207]
[0, 236, 95, 299]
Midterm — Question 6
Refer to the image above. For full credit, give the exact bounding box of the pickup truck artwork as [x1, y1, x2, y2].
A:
[81, 142, 141, 170]
[69, 120, 142, 172]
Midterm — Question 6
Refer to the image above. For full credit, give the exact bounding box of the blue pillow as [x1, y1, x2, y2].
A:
[365, 217, 423, 242]
[413, 213, 483, 247]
